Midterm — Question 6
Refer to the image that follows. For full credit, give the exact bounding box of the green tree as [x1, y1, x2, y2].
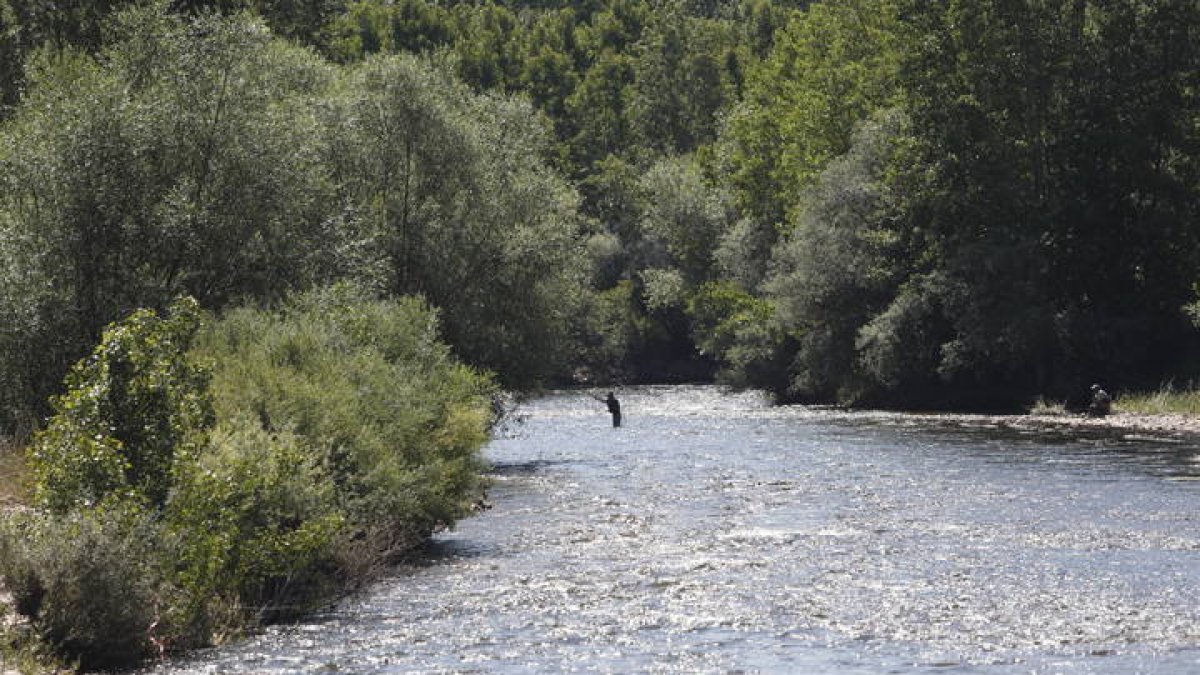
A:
[721, 0, 903, 225]
[576, 0, 646, 56]
[687, 279, 787, 391]
[326, 54, 588, 387]
[764, 110, 908, 403]
[896, 0, 1200, 400]
[521, 39, 579, 143]
[1, 287, 498, 667]
[452, 2, 522, 91]
[0, 0, 22, 112]
[565, 50, 636, 171]
[627, 8, 740, 154]
[0, 6, 342, 425]
[639, 154, 736, 287]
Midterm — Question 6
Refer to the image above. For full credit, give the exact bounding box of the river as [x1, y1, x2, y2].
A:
[156, 385, 1200, 673]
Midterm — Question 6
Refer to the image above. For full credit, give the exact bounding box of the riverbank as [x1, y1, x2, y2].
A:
[1020, 410, 1200, 438]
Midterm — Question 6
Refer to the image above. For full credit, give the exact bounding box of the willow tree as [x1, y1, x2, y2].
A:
[325, 54, 588, 387]
[0, 5, 341, 426]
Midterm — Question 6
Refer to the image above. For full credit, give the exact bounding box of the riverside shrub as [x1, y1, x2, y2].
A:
[193, 286, 496, 563]
[2, 298, 211, 666]
[0, 287, 496, 669]
[0, 503, 162, 671]
[27, 297, 212, 512]
[164, 420, 345, 635]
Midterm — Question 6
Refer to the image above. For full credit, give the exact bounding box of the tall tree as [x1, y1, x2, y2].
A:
[326, 54, 588, 387]
[564, 50, 635, 171]
[720, 0, 903, 227]
[897, 0, 1200, 398]
[627, 6, 741, 155]
[0, 7, 340, 426]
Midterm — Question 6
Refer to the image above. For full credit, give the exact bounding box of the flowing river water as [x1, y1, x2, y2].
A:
[157, 385, 1200, 673]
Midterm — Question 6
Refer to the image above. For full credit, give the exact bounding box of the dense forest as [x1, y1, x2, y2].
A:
[2, 0, 1199, 422]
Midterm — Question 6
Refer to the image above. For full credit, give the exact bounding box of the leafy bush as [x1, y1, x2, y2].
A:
[27, 296, 211, 512]
[164, 420, 344, 636]
[687, 280, 789, 395]
[0, 287, 497, 669]
[0, 503, 162, 671]
[193, 285, 495, 569]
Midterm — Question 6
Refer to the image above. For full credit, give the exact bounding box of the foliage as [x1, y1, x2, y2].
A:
[0, 6, 341, 428]
[625, 5, 744, 155]
[572, 280, 644, 383]
[1027, 396, 1067, 416]
[165, 419, 344, 634]
[3, 0, 1200, 665]
[28, 297, 211, 513]
[192, 286, 496, 561]
[720, 0, 904, 225]
[885, 0, 1200, 404]
[0, 3, 598, 428]
[327, 0, 454, 60]
[326, 53, 588, 387]
[0, 0, 1199, 432]
[686, 280, 787, 392]
[764, 109, 908, 404]
[0, 502, 163, 671]
[1, 287, 497, 668]
[713, 0, 1200, 408]
[638, 155, 736, 287]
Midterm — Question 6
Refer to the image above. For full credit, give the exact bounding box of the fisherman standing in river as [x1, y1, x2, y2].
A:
[596, 391, 621, 427]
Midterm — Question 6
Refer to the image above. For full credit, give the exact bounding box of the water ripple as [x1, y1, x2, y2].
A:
[154, 386, 1200, 674]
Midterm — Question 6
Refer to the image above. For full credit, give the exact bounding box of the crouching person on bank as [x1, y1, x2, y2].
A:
[1088, 384, 1112, 417]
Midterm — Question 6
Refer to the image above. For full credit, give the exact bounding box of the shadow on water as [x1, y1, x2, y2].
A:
[403, 535, 494, 565]
[816, 413, 1200, 481]
[486, 458, 572, 476]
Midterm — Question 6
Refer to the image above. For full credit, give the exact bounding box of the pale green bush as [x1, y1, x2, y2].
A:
[0, 503, 162, 671]
[164, 420, 344, 636]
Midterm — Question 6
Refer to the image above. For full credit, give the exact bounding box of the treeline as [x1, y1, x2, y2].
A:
[725, 0, 1200, 408]
[320, 0, 1199, 410]
[2, 0, 1199, 415]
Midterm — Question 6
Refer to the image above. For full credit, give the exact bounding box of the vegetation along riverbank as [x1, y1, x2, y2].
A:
[0, 289, 495, 670]
[0, 0, 1197, 670]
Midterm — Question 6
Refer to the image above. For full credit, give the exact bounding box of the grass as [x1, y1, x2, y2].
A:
[1027, 397, 1068, 416]
[1115, 384, 1200, 415]
[1030, 385, 1200, 417]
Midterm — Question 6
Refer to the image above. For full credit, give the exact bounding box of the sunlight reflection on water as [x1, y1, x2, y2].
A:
[155, 385, 1200, 674]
